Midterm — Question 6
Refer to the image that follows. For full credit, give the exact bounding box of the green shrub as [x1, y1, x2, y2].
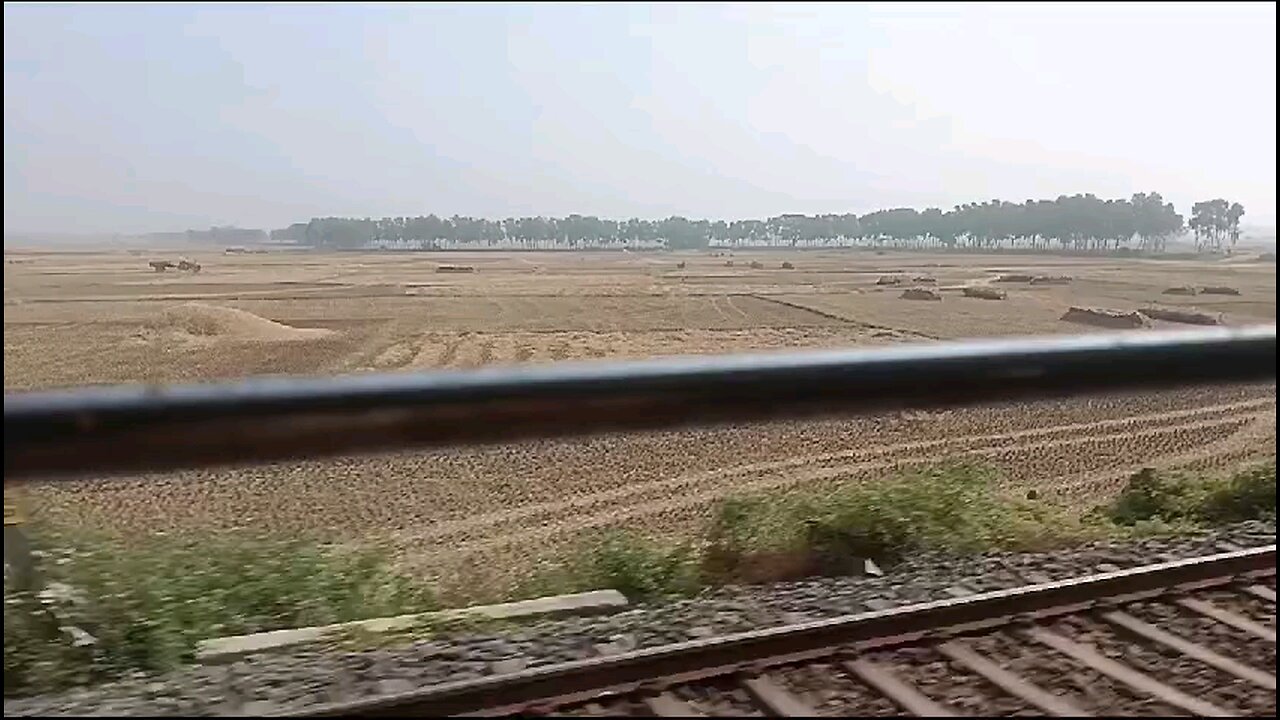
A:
[579, 532, 701, 601]
[703, 462, 1101, 584]
[4, 528, 435, 696]
[701, 495, 817, 582]
[1106, 467, 1214, 525]
[1201, 463, 1276, 523]
[521, 530, 701, 602]
[1106, 463, 1276, 526]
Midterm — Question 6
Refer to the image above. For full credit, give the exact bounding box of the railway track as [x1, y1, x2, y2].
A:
[285, 546, 1276, 718]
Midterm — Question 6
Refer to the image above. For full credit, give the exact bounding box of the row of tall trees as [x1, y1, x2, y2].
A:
[857, 193, 1186, 252]
[1189, 199, 1246, 253]
[271, 193, 1244, 253]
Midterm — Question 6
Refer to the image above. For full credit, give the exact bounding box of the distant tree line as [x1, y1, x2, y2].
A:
[266, 193, 1247, 254]
[1189, 199, 1246, 253]
[135, 225, 267, 245]
[183, 226, 268, 244]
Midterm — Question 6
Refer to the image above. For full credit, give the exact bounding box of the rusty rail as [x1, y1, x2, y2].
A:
[281, 545, 1276, 717]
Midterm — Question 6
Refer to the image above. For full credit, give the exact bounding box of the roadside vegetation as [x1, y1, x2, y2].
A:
[3, 531, 435, 695]
[1103, 463, 1276, 527]
[545, 461, 1276, 599]
[5, 460, 1274, 696]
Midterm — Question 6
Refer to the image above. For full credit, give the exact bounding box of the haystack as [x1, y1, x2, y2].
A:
[781, 261, 795, 269]
[1162, 286, 1198, 296]
[1060, 306, 1148, 329]
[154, 303, 335, 341]
[911, 275, 937, 284]
[900, 288, 942, 301]
[1030, 275, 1072, 285]
[1200, 286, 1240, 296]
[876, 275, 903, 286]
[962, 286, 1006, 300]
[1139, 307, 1223, 326]
[749, 261, 764, 269]
[994, 274, 1034, 283]
[436, 265, 476, 274]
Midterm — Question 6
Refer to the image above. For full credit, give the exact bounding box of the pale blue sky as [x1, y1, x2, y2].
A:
[4, 2, 1276, 233]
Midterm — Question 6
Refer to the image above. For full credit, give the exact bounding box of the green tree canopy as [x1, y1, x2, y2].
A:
[276, 192, 1236, 255]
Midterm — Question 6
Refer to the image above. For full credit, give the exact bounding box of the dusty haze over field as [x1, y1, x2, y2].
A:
[4, 2, 1276, 235]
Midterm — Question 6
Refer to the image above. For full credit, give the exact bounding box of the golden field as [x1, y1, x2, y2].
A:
[4, 248, 1276, 600]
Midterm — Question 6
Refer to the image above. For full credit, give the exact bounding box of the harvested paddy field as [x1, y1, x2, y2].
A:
[5, 248, 1276, 601]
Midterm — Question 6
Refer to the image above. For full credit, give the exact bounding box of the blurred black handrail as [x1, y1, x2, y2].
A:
[4, 325, 1275, 481]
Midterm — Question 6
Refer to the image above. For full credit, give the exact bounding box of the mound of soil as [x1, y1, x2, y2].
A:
[1139, 307, 1223, 326]
[1030, 275, 1072, 285]
[1200, 286, 1241, 296]
[900, 288, 942, 301]
[153, 303, 335, 342]
[876, 275, 903, 286]
[994, 274, 1034, 283]
[962, 286, 1007, 300]
[1162, 286, 1198, 296]
[1060, 306, 1148, 329]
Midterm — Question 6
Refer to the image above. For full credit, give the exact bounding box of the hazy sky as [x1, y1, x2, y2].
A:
[4, 2, 1276, 234]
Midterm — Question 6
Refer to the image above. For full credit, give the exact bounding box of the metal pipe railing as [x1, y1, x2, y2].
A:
[4, 325, 1275, 481]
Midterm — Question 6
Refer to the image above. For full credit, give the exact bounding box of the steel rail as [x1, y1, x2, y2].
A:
[5, 325, 1275, 480]
[280, 544, 1276, 718]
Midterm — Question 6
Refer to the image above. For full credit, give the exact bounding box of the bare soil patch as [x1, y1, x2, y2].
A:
[5, 248, 1274, 600]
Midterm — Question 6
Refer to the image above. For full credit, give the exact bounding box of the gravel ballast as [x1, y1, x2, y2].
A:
[4, 520, 1275, 717]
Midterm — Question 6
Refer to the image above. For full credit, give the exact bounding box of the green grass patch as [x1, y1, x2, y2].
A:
[702, 462, 1107, 584]
[554, 461, 1277, 593]
[517, 530, 702, 603]
[4, 527, 435, 696]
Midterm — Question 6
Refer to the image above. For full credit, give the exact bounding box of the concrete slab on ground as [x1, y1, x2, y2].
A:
[194, 589, 628, 664]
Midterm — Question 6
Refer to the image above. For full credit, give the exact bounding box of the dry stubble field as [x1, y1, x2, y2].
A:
[4, 248, 1276, 601]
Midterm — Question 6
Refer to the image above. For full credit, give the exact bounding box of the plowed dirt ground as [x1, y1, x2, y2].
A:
[5, 248, 1275, 600]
